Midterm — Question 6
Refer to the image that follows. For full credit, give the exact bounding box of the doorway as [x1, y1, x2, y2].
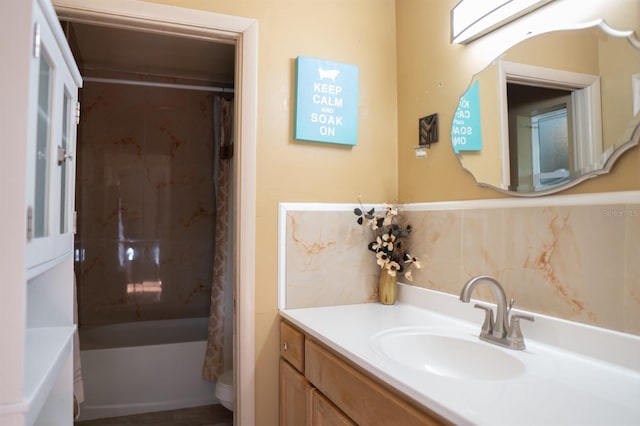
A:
[53, 1, 257, 424]
[507, 83, 573, 192]
[499, 60, 603, 193]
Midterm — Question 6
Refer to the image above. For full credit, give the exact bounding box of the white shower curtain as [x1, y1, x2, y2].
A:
[202, 96, 234, 381]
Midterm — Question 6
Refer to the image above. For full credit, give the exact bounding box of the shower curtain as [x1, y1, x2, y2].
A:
[202, 96, 234, 381]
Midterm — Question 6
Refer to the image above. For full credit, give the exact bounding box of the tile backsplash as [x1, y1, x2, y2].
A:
[280, 193, 640, 335]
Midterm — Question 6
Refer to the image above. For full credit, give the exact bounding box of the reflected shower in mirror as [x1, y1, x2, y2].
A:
[451, 20, 640, 196]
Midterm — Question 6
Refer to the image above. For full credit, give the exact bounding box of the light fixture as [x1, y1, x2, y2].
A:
[451, 0, 556, 44]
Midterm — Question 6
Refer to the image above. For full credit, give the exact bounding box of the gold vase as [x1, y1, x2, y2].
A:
[378, 270, 398, 305]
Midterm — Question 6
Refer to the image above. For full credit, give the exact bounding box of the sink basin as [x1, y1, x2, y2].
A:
[371, 327, 526, 380]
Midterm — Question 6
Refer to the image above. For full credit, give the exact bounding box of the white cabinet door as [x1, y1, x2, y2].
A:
[25, 0, 81, 274]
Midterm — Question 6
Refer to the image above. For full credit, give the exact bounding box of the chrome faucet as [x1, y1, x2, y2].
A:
[459, 275, 534, 350]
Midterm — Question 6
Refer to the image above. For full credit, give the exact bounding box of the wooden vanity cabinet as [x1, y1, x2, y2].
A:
[279, 319, 450, 426]
[280, 320, 355, 426]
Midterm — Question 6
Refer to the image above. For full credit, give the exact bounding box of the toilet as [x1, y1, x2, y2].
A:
[215, 370, 234, 411]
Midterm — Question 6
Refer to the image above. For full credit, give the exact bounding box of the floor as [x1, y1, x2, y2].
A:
[74, 405, 233, 426]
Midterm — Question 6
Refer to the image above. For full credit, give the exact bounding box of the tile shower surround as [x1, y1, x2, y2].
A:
[75, 79, 216, 327]
[281, 193, 640, 335]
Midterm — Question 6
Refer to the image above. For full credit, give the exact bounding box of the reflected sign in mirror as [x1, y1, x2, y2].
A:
[452, 20, 640, 196]
[452, 81, 483, 154]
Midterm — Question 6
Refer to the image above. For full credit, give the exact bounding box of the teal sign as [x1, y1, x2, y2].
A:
[451, 80, 482, 153]
[294, 56, 359, 146]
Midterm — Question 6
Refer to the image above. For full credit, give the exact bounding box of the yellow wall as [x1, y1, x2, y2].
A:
[144, 0, 398, 424]
[140, 1, 640, 423]
[396, 0, 640, 202]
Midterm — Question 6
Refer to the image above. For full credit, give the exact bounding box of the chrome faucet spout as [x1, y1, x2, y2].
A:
[460, 275, 508, 338]
[459, 275, 534, 350]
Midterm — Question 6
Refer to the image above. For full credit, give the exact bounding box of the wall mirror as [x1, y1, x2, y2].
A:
[451, 20, 640, 196]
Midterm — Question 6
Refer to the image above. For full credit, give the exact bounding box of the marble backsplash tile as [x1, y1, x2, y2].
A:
[283, 209, 379, 308]
[281, 197, 640, 335]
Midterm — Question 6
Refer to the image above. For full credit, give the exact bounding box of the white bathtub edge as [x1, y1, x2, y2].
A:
[76, 337, 221, 421]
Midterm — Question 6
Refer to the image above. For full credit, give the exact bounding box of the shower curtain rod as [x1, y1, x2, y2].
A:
[83, 76, 235, 94]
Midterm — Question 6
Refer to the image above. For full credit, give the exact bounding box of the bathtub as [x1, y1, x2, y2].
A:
[77, 317, 218, 421]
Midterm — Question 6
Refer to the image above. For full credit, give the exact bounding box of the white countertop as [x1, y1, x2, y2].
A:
[280, 284, 640, 426]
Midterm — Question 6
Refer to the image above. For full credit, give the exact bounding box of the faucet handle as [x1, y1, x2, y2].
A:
[473, 303, 494, 335]
[507, 314, 535, 349]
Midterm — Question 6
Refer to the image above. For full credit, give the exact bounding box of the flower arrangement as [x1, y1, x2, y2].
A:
[354, 203, 421, 281]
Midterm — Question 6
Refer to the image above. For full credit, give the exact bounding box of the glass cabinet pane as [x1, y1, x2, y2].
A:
[34, 54, 52, 238]
[60, 94, 70, 234]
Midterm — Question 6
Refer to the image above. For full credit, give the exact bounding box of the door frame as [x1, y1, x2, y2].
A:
[498, 59, 601, 192]
[52, 1, 258, 424]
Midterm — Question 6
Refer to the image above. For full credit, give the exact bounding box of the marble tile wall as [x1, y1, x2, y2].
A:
[282, 209, 381, 308]
[282, 196, 640, 335]
[75, 77, 215, 327]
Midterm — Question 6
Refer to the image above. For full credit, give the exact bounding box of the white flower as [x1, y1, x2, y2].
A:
[382, 204, 397, 226]
[385, 260, 401, 276]
[376, 251, 390, 268]
[371, 236, 383, 251]
[381, 233, 396, 251]
[404, 254, 421, 269]
[383, 203, 398, 216]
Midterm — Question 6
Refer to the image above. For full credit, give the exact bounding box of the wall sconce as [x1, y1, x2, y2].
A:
[451, 0, 556, 44]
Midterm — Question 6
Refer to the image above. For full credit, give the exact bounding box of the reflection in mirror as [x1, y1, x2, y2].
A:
[508, 84, 574, 192]
[452, 21, 640, 196]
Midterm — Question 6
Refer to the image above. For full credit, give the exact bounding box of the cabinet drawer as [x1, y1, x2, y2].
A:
[305, 339, 449, 426]
[280, 320, 305, 372]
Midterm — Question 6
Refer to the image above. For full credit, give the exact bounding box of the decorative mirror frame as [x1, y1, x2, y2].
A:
[455, 19, 640, 197]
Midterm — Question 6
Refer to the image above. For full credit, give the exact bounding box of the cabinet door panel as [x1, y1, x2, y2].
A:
[58, 91, 73, 235]
[25, 0, 80, 271]
[310, 389, 355, 426]
[33, 51, 53, 239]
[280, 359, 312, 426]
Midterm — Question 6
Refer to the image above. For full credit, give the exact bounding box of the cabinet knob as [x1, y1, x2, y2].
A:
[283, 342, 288, 351]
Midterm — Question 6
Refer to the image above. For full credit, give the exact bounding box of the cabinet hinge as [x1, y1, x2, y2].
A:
[27, 206, 33, 241]
[33, 22, 41, 59]
[75, 102, 81, 125]
[74, 211, 77, 235]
